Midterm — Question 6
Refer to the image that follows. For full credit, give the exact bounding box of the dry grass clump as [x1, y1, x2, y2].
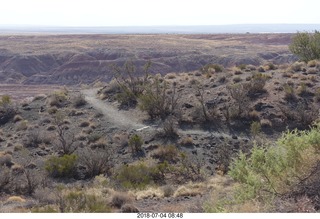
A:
[282, 72, 293, 78]
[121, 204, 139, 213]
[173, 183, 206, 198]
[165, 73, 177, 79]
[151, 145, 179, 163]
[13, 115, 23, 123]
[307, 60, 318, 67]
[260, 119, 272, 128]
[233, 76, 242, 83]
[306, 68, 318, 74]
[290, 62, 305, 72]
[13, 144, 23, 151]
[112, 132, 129, 147]
[6, 196, 26, 203]
[135, 187, 164, 200]
[0, 152, 12, 166]
[16, 120, 28, 131]
[110, 192, 133, 208]
[179, 136, 194, 147]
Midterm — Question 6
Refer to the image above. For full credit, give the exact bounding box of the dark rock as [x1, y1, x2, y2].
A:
[232, 135, 238, 140]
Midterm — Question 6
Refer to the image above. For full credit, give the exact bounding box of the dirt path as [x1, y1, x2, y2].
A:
[81, 89, 150, 131]
[81, 88, 236, 139]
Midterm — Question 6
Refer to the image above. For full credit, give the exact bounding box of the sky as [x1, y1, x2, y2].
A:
[0, 0, 320, 26]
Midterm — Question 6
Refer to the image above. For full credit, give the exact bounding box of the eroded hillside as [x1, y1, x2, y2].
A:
[0, 34, 296, 85]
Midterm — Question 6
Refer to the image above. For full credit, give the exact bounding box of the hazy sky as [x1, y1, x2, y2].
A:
[1, 0, 320, 26]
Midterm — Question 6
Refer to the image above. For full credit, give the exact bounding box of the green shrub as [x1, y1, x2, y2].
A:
[63, 191, 111, 213]
[45, 154, 78, 178]
[115, 162, 153, 189]
[289, 31, 320, 62]
[250, 121, 261, 138]
[73, 93, 87, 107]
[283, 83, 296, 101]
[201, 64, 224, 73]
[115, 161, 170, 189]
[0, 95, 16, 125]
[229, 123, 320, 204]
[48, 91, 68, 108]
[128, 134, 143, 154]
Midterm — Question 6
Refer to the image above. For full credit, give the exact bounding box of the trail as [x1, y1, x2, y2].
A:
[81, 88, 233, 138]
[81, 89, 148, 131]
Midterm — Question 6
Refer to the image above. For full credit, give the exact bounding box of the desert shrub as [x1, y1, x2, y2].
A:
[179, 136, 194, 147]
[152, 145, 179, 163]
[45, 154, 78, 178]
[266, 63, 277, 70]
[52, 114, 78, 155]
[307, 60, 317, 67]
[229, 124, 320, 208]
[260, 119, 272, 128]
[13, 115, 23, 123]
[112, 60, 151, 108]
[237, 64, 247, 70]
[87, 133, 102, 143]
[63, 190, 111, 213]
[0, 95, 16, 125]
[246, 73, 268, 97]
[250, 121, 261, 138]
[115, 161, 170, 190]
[217, 76, 226, 83]
[290, 62, 305, 72]
[193, 82, 217, 122]
[283, 83, 297, 101]
[24, 131, 43, 148]
[16, 120, 28, 131]
[162, 185, 175, 197]
[47, 106, 58, 114]
[297, 82, 312, 96]
[289, 31, 320, 62]
[169, 152, 206, 183]
[115, 162, 154, 190]
[201, 64, 223, 73]
[0, 166, 11, 192]
[121, 204, 139, 213]
[79, 120, 90, 127]
[72, 93, 87, 107]
[111, 192, 132, 208]
[233, 76, 242, 83]
[160, 116, 179, 139]
[139, 77, 180, 120]
[128, 134, 143, 154]
[226, 83, 249, 117]
[315, 88, 320, 102]
[48, 91, 68, 108]
[306, 68, 318, 74]
[78, 147, 113, 179]
[0, 153, 12, 167]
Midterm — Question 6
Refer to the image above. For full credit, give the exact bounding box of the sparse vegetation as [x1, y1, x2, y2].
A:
[1, 33, 320, 213]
